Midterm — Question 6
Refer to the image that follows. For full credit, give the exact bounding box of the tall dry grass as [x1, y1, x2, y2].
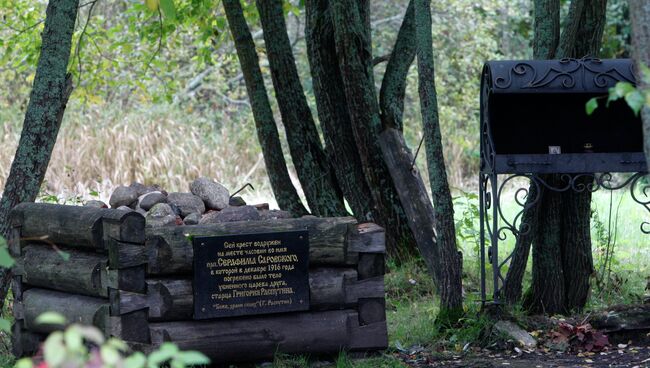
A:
[0, 103, 293, 206]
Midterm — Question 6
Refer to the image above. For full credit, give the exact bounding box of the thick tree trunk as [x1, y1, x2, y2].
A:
[503, 0, 559, 305]
[304, 0, 374, 220]
[223, 0, 308, 217]
[552, 0, 605, 313]
[379, 0, 415, 131]
[0, 0, 79, 312]
[329, 0, 417, 257]
[414, 0, 463, 321]
[505, 0, 606, 314]
[629, 0, 650, 172]
[255, 0, 347, 217]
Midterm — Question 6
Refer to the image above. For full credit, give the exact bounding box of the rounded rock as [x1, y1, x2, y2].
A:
[190, 177, 230, 210]
[167, 192, 206, 217]
[84, 200, 108, 208]
[183, 212, 201, 225]
[146, 203, 177, 227]
[259, 209, 292, 220]
[139, 191, 167, 211]
[109, 186, 139, 208]
[199, 205, 261, 224]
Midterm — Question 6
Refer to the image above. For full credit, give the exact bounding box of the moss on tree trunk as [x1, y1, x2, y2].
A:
[223, 0, 308, 217]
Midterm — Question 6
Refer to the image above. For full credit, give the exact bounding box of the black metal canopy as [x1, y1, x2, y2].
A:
[480, 58, 646, 174]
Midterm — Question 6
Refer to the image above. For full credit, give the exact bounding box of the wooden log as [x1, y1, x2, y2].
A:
[11, 203, 105, 249]
[12, 275, 23, 302]
[10, 203, 145, 250]
[102, 210, 145, 245]
[20, 245, 108, 297]
[107, 239, 146, 269]
[111, 269, 385, 321]
[357, 253, 385, 280]
[12, 320, 43, 358]
[106, 309, 150, 343]
[145, 217, 385, 274]
[147, 309, 386, 362]
[23, 288, 110, 334]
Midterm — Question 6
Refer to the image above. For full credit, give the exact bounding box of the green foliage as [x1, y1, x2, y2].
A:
[15, 313, 210, 368]
[587, 65, 650, 117]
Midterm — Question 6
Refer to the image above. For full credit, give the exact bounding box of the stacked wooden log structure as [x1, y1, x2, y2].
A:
[10, 203, 387, 362]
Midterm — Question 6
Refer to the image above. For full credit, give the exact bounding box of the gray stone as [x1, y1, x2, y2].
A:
[84, 200, 107, 208]
[139, 191, 167, 211]
[494, 320, 536, 349]
[130, 182, 167, 196]
[109, 186, 139, 208]
[199, 206, 261, 224]
[167, 192, 205, 217]
[146, 203, 177, 227]
[190, 177, 230, 210]
[116, 206, 134, 212]
[259, 210, 292, 220]
[229, 196, 246, 207]
[183, 212, 201, 225]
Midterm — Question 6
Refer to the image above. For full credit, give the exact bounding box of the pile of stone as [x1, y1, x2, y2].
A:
[85, 177, 291, 227]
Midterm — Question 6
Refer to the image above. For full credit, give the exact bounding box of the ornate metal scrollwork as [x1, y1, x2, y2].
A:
[479, 172, 649, 305]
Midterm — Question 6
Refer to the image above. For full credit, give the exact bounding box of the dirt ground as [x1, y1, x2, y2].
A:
[396, 344, 650, 368]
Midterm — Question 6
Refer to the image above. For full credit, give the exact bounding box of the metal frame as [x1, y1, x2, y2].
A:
[478, 171, 649, 304]
[479, 58, 649, 305]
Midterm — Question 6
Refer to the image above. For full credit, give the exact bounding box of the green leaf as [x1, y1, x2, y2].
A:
[160, 0, 177, 21]
[35, 312, 66, 326]
[73, 324, 105, 345]
[101, 345, 121, 366]
[147, 343, 178, 368]
[145, 0, 159, 11]
[14, 358, 33, 368]
[64, 327, 84, 352]
[43, 331, 66, 367]
[624, 90, 645, 116]
[175, 351, 210, 366]
[614, 82, 635, 98]
[0, 318, 11, 332]
[585, 97, 599, 115]
[125, 352, 147, 368]
[107, 337, 129, 352]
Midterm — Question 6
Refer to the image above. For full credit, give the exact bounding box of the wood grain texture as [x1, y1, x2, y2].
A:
[23, 288, 109, 333]
[145, 217, 361, 274]
[147, 310, 386, 362]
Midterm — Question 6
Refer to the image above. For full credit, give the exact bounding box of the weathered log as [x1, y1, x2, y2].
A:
[357, 253, 385, 279]
[18, 245, 146, 296]
[12, 320, 43, 358]
[107, 239, 146, 269]
[147, 310, 387, 362]
[590, 304, 650, 333]
[111, 269, 385, 321]
[10, 203, 144, 250]
[145, 217, 385, 274]
[19, 245, 108, 297]
[23, 288, 110, 333]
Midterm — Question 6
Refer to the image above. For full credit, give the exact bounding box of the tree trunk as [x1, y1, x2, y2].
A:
[255, 0, 347, 217]
[379, 0, 415, 131]
[505, 0, 607, 313]
[329, 0, 417, 257]
[0, 0, 79, 312]
[503, 0, 559, 305]
[223, 0, 308, 217]
[629, 0, 650, 172]
[414, 0, 463, 321]
[304, 0, 374, 221]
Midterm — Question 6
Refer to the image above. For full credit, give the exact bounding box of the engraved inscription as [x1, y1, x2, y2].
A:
[193, 231, 309, 319]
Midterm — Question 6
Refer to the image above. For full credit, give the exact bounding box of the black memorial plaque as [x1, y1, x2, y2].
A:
[192, 230, 310, 319]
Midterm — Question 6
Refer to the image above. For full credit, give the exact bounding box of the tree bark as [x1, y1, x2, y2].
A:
[379, 0, 415, 131]
[329, 0, 417, 257]
[255, 0, 347, 217]
[503, 0, 559, 305]
[223, 0, 308, 217]
[0, 0, 79, 312]
[414, 0, 463, 321]
[629, 0, 650, 172]
[304, 0, 374, 221]
[504, 0, 607, 313]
